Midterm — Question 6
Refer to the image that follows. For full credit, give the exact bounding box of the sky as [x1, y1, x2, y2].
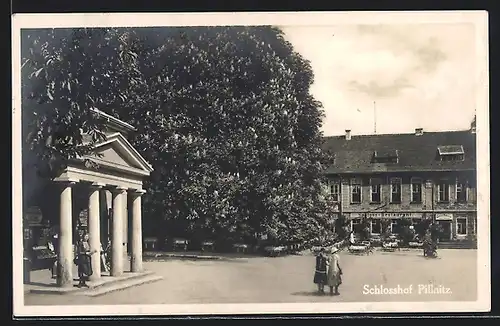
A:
[281, 23, 477, 137]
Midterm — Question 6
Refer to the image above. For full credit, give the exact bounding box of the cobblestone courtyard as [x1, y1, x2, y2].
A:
[24, 249, 477, 305]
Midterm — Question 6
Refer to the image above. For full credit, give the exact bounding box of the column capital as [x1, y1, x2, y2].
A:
[54, 178, 79, 186]
[110, 186, 127, 194]
[130, 189, 147, 197]
[89, 182, 106, 190]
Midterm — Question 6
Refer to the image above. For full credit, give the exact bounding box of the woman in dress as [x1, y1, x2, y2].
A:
[313, 248, 328, 294]
[326, 246, 343, 295]
[74, 232, 97, 288]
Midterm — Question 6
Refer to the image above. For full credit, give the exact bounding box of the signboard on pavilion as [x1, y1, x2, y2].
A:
[24, 206, 43, 226]
[79, 208, 89, 227]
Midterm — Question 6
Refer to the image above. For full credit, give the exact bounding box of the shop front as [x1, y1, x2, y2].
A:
[435, 213, 453, 241]
[363, 212, 424, 235]
[22, 206, 57, 283]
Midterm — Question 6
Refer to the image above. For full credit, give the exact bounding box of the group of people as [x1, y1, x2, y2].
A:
[313, 246, 343, 296]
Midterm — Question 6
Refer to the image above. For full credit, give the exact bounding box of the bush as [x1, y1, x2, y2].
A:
[429, 223, 443, 242]
[353, 218, 371, 241]
[397, 218, 416, 245]
[380, 218, 392, 241]
[414, 219, 431, 240]
[334, 214, 350, 240]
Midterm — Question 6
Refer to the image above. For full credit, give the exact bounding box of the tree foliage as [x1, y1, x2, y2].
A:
[334, 214, 350, 240]
[22, 26, 334, 246]
[21, 28, 142, 202]
[380, 218, 392, 241]
[353, 218, 371, 241]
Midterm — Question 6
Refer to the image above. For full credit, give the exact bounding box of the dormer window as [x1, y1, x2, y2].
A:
[372, 150, 399, 163]
[437, 145, 465, 161]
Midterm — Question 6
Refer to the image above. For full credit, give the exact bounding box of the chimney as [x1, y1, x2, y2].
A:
[415, 128, 423, 136]
[345, 129, 351, 140]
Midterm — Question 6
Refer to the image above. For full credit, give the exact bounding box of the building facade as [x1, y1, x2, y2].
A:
[322, 127, 477, 244]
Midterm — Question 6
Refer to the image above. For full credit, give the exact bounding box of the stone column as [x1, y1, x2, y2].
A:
[88, 183, 104, 281]
[130, 189, 146, 272]
[123, 193, 129, 268]
[111, 187, 126, 276]
[57, 180, 77, 287]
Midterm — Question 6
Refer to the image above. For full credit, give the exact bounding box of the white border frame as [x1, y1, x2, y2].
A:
[12, 10, 490, 316]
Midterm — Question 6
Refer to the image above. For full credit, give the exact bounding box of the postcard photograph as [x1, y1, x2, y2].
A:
[12, 11, 490, 317]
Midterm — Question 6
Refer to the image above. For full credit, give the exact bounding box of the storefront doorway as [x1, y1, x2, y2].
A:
[437, 220, 452, 242]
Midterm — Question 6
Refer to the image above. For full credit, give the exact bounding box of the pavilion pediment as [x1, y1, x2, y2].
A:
[84, 132, 153, 176]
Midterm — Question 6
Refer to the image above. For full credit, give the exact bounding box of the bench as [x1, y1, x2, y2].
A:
[172, 238, 189, 251]
[201, 241, 215, 252]
[348, 243, 373, 255]
[382, 241, 400, 252]
[287, 243, 301, 254]
[233, 243, 249, 254]
[144, 237, 158, 251]
[264, 246, 286, 257]
[408, 241, 424, 248]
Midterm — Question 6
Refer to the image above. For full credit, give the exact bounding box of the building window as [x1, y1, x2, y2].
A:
[411, 178, 422, 203]
[371, 219, 382, 234]
[438, 181, 450, 202]
[437, 145, 465, 161]
[456, 217, 467, 235]
[390, 219, 399, 233]
[351, 218, 362, 231]
[329, 182, 340, 202]
[456, 181, 468, 203]
[372, 150, 399, 164]
[390, 178, 402, 203]
[370, 178, 382, 203]
[350, 178, 362, 203]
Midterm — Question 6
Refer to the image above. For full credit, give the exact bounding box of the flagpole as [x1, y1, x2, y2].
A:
[373, 101, 377, 134]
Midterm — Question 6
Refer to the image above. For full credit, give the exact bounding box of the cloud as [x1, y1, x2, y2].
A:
[349, 77, 413, 98]
[348, 25, 448, 99]
[413, 37, 447, 73]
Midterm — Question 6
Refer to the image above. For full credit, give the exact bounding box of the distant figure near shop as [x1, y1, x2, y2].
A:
[349, 231, 355, 246]
[313, 247, 328, 294]
[326, 246, 342, 296]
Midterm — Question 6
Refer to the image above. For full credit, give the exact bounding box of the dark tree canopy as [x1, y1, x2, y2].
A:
[22, 26, 335, 246]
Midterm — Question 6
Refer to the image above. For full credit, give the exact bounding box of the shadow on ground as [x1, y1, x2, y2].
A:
[28, 282, 54, 288]
[291, 291, 328, 297]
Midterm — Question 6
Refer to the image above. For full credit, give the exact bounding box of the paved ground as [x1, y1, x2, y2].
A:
[24, 249, 477, 305]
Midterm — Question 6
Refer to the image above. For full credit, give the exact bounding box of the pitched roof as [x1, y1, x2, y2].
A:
[322, 130, 476, 174]
[91, 108, 137, 133]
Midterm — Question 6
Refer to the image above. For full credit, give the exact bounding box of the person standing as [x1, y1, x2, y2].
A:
[313, 248, 328, 294]
[326, 246, 343, 295]
[74, 232, 98, 288]
[349, 231, 355, 246]
[48, 230, 59, 279]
